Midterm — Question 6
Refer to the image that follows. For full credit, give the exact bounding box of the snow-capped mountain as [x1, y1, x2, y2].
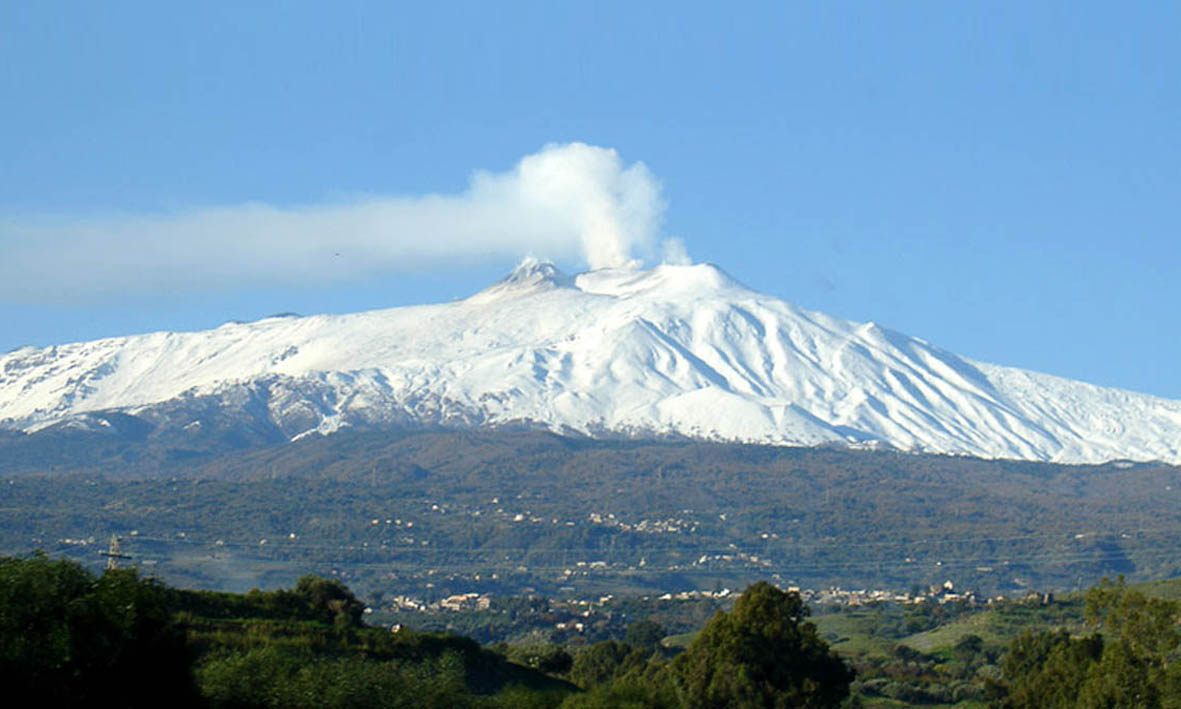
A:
[3, 259, 1179, 464]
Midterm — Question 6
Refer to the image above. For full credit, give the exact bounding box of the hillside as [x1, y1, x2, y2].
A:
[4, 429, 1178, 599]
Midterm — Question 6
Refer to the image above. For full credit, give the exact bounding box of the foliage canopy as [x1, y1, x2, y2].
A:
[668, 581, 854, 708]
[0, 554, 201, 707]
[999, 576, 1180, 708]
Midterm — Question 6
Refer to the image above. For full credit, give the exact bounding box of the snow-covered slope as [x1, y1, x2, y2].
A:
[2, 259, 1179, 464]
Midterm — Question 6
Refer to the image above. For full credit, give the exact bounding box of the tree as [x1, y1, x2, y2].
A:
[1000, 629, 1103, 708]
[1085, 576, 1178, 671]
[1078, 637, 1161, 709]
[0, 555, 201, 707]
[999, 577, 1180, 709]
[667, 581, 854, 708]
[507, 643, 575, 676]
[559, 676, 679, 709]
[570, 640, 649, 689]
[1077, 577, 1179, 708]
[625, 619, 666, 650]
[292, 574, 365, 628]
[954, 633, 984, 662]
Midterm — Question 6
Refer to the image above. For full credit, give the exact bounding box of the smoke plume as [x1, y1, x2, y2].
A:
[0, 143, 666, 301]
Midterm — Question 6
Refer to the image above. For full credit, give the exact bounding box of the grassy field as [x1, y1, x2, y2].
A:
[811, 611, 896, 658]
[901, 611, 1000, 654]
[1136, 575, 1181, 600]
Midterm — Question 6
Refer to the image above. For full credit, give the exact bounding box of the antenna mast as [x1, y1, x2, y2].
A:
[99, 535, 132, 570]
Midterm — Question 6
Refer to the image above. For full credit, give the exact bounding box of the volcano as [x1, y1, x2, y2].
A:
[2, 259, 1179, 464]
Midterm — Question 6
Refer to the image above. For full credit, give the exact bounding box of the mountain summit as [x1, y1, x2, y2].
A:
[2, 259, 1179, 464]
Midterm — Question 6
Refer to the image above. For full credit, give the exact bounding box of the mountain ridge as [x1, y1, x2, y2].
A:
[2, 260, 1179, 464]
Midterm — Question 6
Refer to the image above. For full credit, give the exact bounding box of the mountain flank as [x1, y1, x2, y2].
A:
[3, 259, 1179, 464]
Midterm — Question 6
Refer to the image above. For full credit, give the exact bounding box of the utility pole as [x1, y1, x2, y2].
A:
[99, 535, 132, 570]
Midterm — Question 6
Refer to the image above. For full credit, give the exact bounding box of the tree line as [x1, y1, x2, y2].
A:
[1, 553, 1177, 707]
[0, 555, 852, 707]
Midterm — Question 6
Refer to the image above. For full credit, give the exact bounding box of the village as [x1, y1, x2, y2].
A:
[377, 577, 988, 620]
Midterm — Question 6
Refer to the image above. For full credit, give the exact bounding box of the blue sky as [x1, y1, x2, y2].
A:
[2, 2, 1178, 397]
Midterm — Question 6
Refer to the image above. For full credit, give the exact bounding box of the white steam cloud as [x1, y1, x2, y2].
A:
[0, 143, 673, 301]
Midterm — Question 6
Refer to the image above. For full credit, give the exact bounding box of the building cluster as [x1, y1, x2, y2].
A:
[587, 511, 699, 534]
[692, 552, 771, 569]
[654, 588, 733, 601]
[386, 591, 493, 612]
[796, 580, 980, 607]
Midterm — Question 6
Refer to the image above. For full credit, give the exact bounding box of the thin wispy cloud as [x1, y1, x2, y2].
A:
[0, 143, 676, 302]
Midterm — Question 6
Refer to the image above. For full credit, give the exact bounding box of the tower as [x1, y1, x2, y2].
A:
[99, 535, 132, 570]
